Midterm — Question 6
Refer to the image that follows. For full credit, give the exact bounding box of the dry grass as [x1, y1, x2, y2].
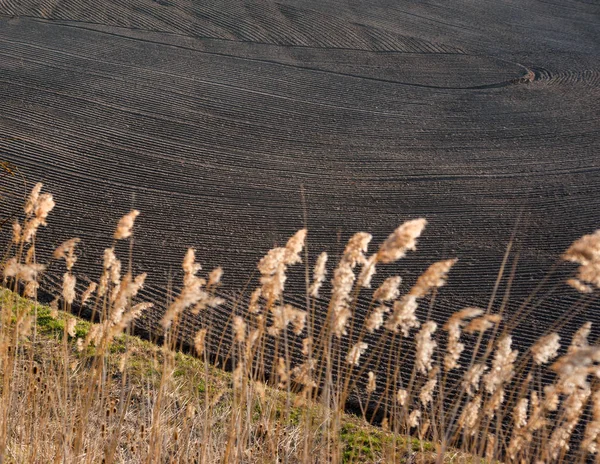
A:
[0, 182, 599, 463]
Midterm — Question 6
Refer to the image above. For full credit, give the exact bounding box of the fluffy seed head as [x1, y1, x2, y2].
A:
[366, 305, 389, 333]
[24, 183, 43, 216]
[347, 342, 369, 366]
[459, 395, 482, 436]
[409, 259, 457, 298]
[114, 210, 140, 240]
[464, 314, 502, 334]
[53, 238, 80, 271]
[276, 357, 289, 383]
[207, 266, 223, 287]
[357, 254, 377, 288]
[309, 252, 328, 298]
[563, 230, 600, 288]
[366, 371, 377, 393]
[81, 282, 97, 306]
[408, 410, 421, 429]
[330, 261, 355, 320]
[343, 232, 372, 268]
[377, 219, 427, 264]
[12, 221, 21, 244]
[443, 307, 483, 371]
[233, 316, 247, 343]
[386, 295, 420, 336]
[531, 333, 561, 365]
[420, 367, 439, 406]
[62, 272, 76, 305]
[194, 328, 208, 355]
[463, 364, 488, 396]
[284, 229, 307, 266]
[332, 307, 352, 338]
[483, 336, 518, 395]
[569, 322, 592, 353]
[513, 398, 529, 429]
[373, 276, 402, 302]
[248, 288, 262, 314]
[415, 321, 437, 374]
[397, 389, 408, 406]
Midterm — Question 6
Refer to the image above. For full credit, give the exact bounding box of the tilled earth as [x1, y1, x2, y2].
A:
[0, 0, 599, 386]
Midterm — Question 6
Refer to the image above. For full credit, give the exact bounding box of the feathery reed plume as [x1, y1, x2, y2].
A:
[357, 254, 377, 288]
[408, 410, 421, 429]
[194, 328, 208, 355]
[531, 333, 561, 365]
[385, 295, 419, 336]
[292, 360, 317, 388]
[409, 259, 457, 298]
[243, 289, 260, 316]
[367, 371, 377, 393]
[81, 282, 97, 306]
[548, 386, 591, 460]
[443, 307, 483, 371]
[373, 276, 402, 302]
[415, 321, 437, 374]
[3, 258, 45, 285]
[98, 247, 119, 297]
[376, 218, 427, 264]
[582, 389, 600, 454]
[458, 394, 481, 436]
[233, 362, 245, 390]
[258, 247, 287, 304]
[544, 345, 600, 459]
[483, 336, 517, 415]
[233, 316, 247, 343]
[569, 321, 592, 353]
[207, 266, 223, 287]
[563, 229, 600, 288]
[53, 238, 80, 271]
[567, 278, 594, 294]
[309, 252, 327, 297]
[329, 232, 372, 336]
[397, 389, 408, 406]
[301, 336, 313, 356]
[463, 364, 488, 396]
[513, 397, 529, 429]
[276, 357, 289, 383]
[463, 314, 502, 334]
[22, 183, 55, 242]
[114, 210, 140, 240]
[24, 182, 43, 216]
[11, 221, 21, 245]
[62, 272, 76, 305]
[268, 304, 305, 336]
[256, 230, 307, 306]
[365, 305, 389, 333]
[66, 318, 77, 338]
[284, 229, 307, 265]
[343, 232, 372, 268]
[161, 249, 221, 329]
[551, 347, 600, 393]
[347, 342, 369, 367]
[420, 367, 439, 406]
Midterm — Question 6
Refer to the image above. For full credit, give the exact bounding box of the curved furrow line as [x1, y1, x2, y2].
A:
[0, 39, 437, 118]
[0, 0, 466, 53]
